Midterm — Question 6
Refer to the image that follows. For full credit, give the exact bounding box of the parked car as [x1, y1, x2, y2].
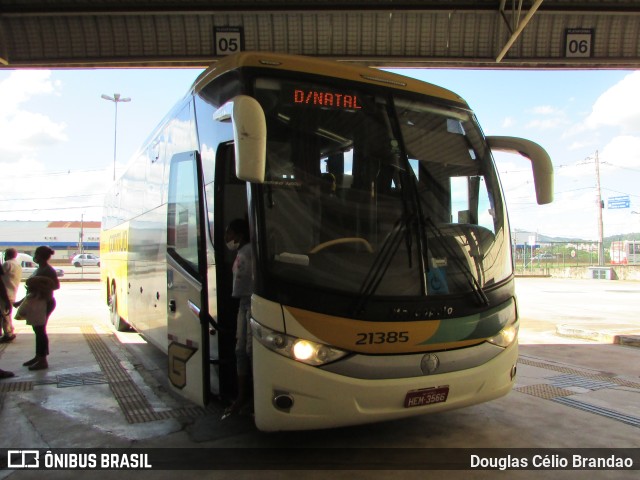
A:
[71, 253, 100, 267]
[10, 253, 65, 280]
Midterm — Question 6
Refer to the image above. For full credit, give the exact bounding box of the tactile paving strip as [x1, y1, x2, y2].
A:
[552, 397, 640, 428]
[0, 373, 108, 391]
[81, 325, 162, 424]
[516, 356, 640, 428]
[514, 384, 576, 400]
[0, 381, 33, 393]
[81, 325, 212, 424]
[549, 374, 618, 391]
[56, 372, 108, 388]
[518, 357, 640, 389]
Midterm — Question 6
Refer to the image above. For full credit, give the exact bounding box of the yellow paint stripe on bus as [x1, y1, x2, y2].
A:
[285, 306, 483, 354]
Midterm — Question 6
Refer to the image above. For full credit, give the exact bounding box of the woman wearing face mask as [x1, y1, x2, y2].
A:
[223, 218, 253, 417]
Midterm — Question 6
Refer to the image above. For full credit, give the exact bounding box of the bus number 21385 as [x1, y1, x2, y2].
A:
[355, 331, 410, 345]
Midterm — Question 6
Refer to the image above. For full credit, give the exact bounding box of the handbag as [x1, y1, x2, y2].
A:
[14, 296, 48, 326]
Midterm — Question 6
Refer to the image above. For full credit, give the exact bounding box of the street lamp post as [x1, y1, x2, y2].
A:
[101, 93, 131, 181]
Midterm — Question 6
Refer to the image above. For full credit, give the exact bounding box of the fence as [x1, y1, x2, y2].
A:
[512, 241, 640, 280]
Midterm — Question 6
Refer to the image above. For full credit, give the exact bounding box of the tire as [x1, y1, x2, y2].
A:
[74, 262, 82, 267]
[109, 289, 130, 332]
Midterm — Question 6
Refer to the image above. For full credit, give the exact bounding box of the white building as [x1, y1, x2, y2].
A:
[0, 221, 100, 260]
[512, 230, 539, 247]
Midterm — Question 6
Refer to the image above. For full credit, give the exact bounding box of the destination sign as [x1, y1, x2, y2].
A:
[293, 89, 362, 110]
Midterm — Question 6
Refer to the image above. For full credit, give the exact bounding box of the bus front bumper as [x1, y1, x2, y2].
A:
[252, 339, 518, 432]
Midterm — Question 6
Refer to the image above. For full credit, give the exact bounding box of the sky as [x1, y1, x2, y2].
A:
[1, 65, 639, 240]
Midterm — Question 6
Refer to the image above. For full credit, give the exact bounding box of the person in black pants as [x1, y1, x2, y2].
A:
[15, 246, 60, 371]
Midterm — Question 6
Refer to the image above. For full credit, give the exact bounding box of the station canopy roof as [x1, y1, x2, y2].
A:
[1, 1, 639, 69]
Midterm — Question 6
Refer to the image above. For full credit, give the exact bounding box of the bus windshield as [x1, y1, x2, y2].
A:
[253, 76, 511, 299]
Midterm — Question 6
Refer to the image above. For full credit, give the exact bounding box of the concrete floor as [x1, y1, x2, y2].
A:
[0, 279, 638, 479]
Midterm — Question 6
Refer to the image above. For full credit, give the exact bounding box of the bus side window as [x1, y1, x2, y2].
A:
[167, 151, 202, 275]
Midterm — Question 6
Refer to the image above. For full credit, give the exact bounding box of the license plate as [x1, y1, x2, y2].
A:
[404, 386, 449, 408]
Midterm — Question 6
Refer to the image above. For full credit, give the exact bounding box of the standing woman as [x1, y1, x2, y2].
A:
[25, 246, 60, 370]
[15, 276, 56, 371]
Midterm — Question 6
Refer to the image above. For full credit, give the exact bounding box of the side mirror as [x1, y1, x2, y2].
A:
[486, 136, 554, 205]
[214, 95, 266, 183]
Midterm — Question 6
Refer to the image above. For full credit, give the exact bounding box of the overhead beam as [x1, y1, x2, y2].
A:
[496, 0, 544, 63]
[2, 1, 640, 17]
[3, 1, 640, 70]
[5, 54, 640, 70]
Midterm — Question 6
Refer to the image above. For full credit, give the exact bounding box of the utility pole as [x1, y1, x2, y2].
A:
[594, 150, 604, 266]
[79, 213, 84, 255]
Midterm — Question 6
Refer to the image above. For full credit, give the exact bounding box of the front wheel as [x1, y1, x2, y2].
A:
[109, 289, 130, 332]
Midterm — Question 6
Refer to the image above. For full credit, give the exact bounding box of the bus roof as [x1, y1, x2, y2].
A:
[193, 52, 469, 108]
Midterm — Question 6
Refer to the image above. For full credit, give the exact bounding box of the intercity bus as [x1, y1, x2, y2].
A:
[101, 52, 553, 431]
[610, 240, 640, 265]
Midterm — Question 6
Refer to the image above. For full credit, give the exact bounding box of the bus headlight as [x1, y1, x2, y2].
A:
[292, 340, 315, 361]
[251, 319, 349, 366]
[486, 323, 519, 348]
[486, 301, 519, 348]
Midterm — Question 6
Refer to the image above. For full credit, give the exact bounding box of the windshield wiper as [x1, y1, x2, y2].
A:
[351, 212, 413, 316]
[406, 170, 430, 296]
[352, 161, 430, 316]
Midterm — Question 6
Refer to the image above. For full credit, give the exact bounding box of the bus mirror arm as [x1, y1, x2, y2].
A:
[214, 95, 267, 184]
[486, 136, 554, 205]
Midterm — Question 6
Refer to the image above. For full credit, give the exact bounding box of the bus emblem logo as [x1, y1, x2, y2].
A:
[420, 354, 440, 375]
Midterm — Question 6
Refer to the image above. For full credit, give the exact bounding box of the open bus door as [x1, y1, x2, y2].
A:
[166, 150, 211, 406]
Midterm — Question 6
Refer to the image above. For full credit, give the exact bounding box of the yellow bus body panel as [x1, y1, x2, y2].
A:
[100, 222, 130, 321]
